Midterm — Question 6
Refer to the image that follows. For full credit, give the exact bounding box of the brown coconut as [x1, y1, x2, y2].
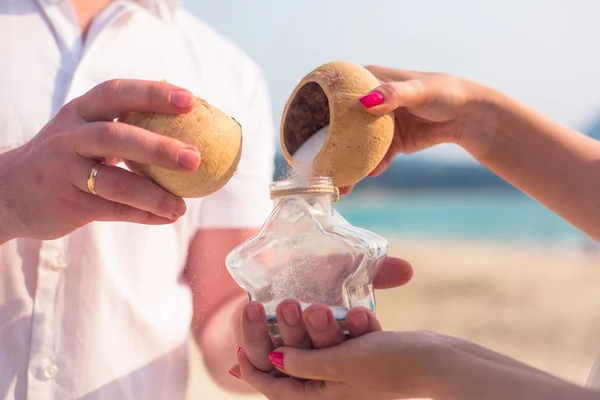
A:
[280, 60, 395, 188]
[119, 97, 242, 198]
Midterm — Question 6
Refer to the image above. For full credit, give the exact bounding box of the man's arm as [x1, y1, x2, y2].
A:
[183, 52, 276, 391]
[185, 228, 256, 392]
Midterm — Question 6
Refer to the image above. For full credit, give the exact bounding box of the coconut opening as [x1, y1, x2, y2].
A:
[283, 82, 330, 156]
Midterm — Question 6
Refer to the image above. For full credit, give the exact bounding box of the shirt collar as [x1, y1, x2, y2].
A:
[40, 0, 179, 19]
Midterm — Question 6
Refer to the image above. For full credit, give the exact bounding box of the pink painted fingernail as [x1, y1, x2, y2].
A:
[177, 146, 200, 169]
[236, 347, 242, 362]
[228, 370, 241, 380]
[170, 90, 195, 109]
[268, 352, 284, 369]
[359, 92, 384, 108]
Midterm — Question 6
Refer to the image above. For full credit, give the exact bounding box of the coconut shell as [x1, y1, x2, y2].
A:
[119, 97, 242, 198]
[280, 60, 395, 188]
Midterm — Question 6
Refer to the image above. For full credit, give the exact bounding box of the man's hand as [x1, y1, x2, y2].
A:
[0, 79, 200, 243]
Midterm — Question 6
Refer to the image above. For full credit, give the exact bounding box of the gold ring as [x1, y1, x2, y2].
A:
[87, 162, 104, 195]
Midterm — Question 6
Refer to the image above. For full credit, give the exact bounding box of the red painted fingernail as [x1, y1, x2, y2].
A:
[359, 92, 384, 108]
[170, 90, 195, 109]
[268, 352, 284, 369]
[228, 370, 241, 380]
[236, 347, 242, 362]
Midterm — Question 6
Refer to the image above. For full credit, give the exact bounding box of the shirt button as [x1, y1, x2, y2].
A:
[42, 364, 58, 380]
[51, 255, 67, 270]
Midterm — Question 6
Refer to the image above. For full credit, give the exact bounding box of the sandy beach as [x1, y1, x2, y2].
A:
[187, 238, 600, 399]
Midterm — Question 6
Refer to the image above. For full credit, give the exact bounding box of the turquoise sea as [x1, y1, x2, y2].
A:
[335, 190, 591, 247]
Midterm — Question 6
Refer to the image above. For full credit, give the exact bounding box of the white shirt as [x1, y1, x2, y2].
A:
[0, 0, 275, 399]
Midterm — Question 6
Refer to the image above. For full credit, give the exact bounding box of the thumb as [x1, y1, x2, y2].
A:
[359, 80, 427, 114]
[267, 346, 344, 381]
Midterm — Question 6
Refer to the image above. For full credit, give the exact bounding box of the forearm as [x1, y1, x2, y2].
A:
[192, 294, 251, 392]
[427, 338, 600, 400]
[461, 85, 600, 241]
[186, 228, 258, 392]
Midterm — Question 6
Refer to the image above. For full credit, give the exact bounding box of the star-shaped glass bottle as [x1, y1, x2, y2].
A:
[225, 176, 389, 343]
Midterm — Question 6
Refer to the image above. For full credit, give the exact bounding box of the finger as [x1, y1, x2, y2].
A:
[302, 304, 346, 349]
[74, 162, 186, 219]
[238, 349, 309, 400]
[276, 299, 312, 349]
[74, 121, 200, 171]
[266, 346, 343, 382]
[364, 65, 426, 82]
[338, 185, 354, 196]
[345, 307, 382, 338]
[228, 364, 243, 381]
[373, 256, 413, 289]
[359, 80, 428, 115]
[241, 302, 274, 372]
[105, 157, 122, 166]
[76, 191, 178, 225]
[74, 79, 195, 121]
[368, 154, 393, 177]
[368, 143, 397, 177]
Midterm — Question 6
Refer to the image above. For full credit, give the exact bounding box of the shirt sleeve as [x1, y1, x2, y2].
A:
[194, 65, 276, 230]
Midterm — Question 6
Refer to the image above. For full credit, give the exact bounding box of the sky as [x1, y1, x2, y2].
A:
[181, 0, 600, 163]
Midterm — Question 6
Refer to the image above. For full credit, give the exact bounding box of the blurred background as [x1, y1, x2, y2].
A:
[179, 1, 600, 398]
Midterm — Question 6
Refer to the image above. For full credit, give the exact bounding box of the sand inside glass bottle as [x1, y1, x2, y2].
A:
[268, 130, 360, 339]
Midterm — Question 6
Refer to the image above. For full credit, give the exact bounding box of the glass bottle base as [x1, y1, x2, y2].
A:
[265, 304, 351, 347]
[267, 317, 350, 347]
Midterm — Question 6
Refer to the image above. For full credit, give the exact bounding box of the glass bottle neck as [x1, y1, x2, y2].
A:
[270, 176, 336, 215]
[272, 193, 333, 215]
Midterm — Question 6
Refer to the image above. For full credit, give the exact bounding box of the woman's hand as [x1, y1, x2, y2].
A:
[352, 65, 600, 242]
[0, 79, 200, 243]
[340, 66, 491, 195]
[360, 66, 487, 174]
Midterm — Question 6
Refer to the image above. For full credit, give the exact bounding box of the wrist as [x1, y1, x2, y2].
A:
[385, 331, 456, 399]
[409, 331, 461, 399]
[454, 80, 506, 159]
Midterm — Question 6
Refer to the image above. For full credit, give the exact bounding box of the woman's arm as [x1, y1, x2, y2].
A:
[461, 85, 600, 241]
[355, 67, 600, 241]
[429, 333, 600, 400]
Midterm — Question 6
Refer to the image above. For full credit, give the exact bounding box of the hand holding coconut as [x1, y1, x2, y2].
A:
[356, 66, 477, 177]
[0, 79, 202, 243]
[356, 65, 600, 241]
[279, 62, 482, 195]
